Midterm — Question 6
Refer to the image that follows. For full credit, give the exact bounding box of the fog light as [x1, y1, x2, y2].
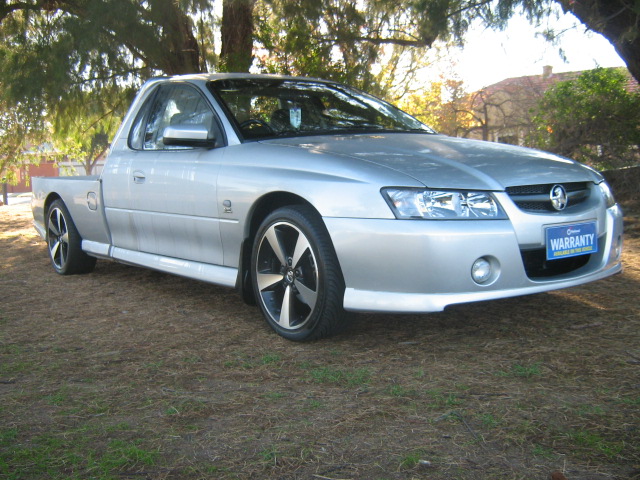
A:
[472, 257, 492, 284]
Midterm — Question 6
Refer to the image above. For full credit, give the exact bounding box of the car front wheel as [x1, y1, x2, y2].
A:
[46, 199, 97, 275]
[251, 205, 346, 341]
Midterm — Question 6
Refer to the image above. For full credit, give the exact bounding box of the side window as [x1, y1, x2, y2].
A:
[129, 84, 220, 150]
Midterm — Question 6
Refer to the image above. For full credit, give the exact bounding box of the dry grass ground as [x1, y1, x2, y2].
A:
[1, 192, 639, 479]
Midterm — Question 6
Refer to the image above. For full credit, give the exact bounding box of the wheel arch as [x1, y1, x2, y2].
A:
[44, 192, 66, 211]
[43, 193, 63, 226]
[237, 191, 324, 305]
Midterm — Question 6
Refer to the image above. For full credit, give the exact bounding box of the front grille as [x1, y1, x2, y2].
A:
[507, 182, 591, 213]
[521, 248, 591, 278]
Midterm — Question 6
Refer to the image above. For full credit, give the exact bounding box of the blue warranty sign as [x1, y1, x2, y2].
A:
[546, 221, 598, 260]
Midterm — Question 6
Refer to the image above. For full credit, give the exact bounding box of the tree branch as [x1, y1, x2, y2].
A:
[0, 0, 42, 21]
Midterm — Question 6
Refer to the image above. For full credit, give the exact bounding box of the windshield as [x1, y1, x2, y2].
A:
[208, 78, 435, 140]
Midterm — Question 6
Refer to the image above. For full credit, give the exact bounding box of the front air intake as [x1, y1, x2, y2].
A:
[506, 182, 590, 212]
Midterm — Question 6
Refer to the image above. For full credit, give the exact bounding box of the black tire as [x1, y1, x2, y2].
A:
[46, 199, 97, 275]
[251, 205, 346, 341]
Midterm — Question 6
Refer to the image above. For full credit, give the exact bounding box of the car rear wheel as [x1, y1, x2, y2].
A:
[252, 205, 346, 341]
[46, 199, 96, 275]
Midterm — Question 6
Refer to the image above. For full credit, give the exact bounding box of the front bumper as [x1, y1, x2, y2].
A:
[325, 204, 623, 313]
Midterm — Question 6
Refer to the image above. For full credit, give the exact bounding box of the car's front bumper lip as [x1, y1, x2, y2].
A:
[325, 204, 623, 313]
[342, 262, 622, 313]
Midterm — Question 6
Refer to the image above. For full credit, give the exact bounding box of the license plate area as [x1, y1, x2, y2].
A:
[546, 221, 598, 260]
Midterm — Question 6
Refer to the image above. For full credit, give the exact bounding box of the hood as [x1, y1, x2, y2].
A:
[262, 133, 601, 190]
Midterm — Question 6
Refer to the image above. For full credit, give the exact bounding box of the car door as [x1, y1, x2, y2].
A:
[125, 82, 226, 265]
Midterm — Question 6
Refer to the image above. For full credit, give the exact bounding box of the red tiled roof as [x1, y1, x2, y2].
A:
[479, 66, 638, 96]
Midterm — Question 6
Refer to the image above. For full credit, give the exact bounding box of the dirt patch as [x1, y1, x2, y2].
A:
[1, 203, 639, 479]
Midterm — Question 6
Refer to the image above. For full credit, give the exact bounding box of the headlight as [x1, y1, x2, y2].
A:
[598, 181, 616, 208]
[382, 188, 507, 219]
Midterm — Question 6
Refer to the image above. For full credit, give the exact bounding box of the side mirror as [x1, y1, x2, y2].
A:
[163, 124, 217, 148]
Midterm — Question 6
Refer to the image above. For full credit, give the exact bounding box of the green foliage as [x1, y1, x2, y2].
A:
[51, 86, 134, 175]
[531, 444, 557, 458]
[1, 0, 638, 184]
[0, 2, 212, 182]
[567, 430, 624, 458]
[0, 1, 212, 105]
[479, 413, 500, 428]
[254, 0, 454, 97]
[259, 445, 280, 464]
[426, 389, 463, 408]
[398, 449, 429, 469]
[530, 68, 640, 169]
[0, 99, 46, 183]
[497, 362, 543, 378]
[0, 427, 158, 479]
[0, 2, 181, 182]
[260, 353, 282, 365]
[386, 384, 412, 397]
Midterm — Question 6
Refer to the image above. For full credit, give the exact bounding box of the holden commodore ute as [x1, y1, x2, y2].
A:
[31, 74, 624, 340]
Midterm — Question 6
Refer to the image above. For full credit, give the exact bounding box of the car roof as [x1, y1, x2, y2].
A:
[148, 72, 331, 85]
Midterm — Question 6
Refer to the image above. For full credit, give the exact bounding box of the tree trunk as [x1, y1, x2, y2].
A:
[220, 0, 255, 72]
[159, 2, 203, 74]
[611, 36, 640, 85]
[562, 0, 640, 84]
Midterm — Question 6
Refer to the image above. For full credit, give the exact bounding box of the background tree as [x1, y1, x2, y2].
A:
[254, 0, 442, 95]
[0, 0, 213, 106]
[0, 101, 44, 182]
[530, 67, 640, 170]
[399, 78, 475, 136]
[0, 100, 45, 204]
[460, 77, 550, 143]
[1, 0, 639, 101]
[1, 0, 639, 189]
[51, 86, 134, 175]
[220, 0, 255, 72]
[0, 0, 217, 185]
[557, 0, 640, 84]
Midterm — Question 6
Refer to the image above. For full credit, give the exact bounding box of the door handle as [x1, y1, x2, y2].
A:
[133, 170, 146, 184]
